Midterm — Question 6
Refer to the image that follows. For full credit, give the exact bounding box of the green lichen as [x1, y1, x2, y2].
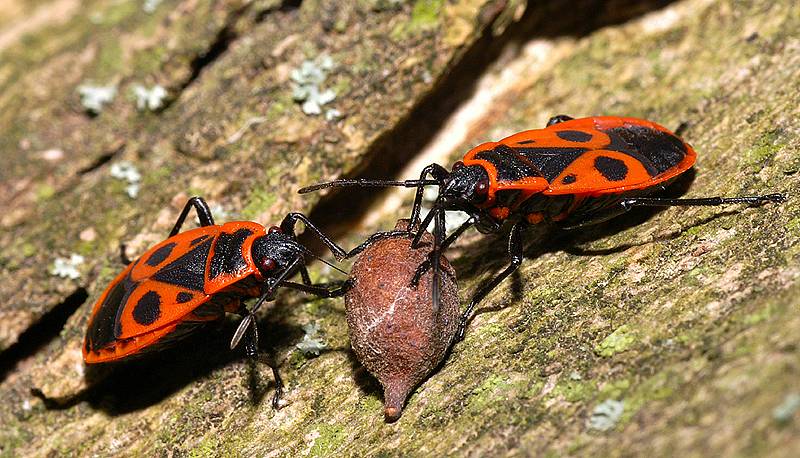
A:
[34, 184, 55, 201]
[599, 379, 631, 400]
[594, 325, 638, 357]
[189, 435, 221, 458]
[744, 130, 785, 167]
[410, 0, 442, 28]
[391, 0, 442, 39]
[552, 379, 597, 402]
[467, 374, 511, 412]
[309, 425, 346, 457]
[741, 304, 775, 325]
[241, 187, 278, 219]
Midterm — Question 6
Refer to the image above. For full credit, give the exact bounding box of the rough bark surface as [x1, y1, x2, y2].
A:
[1, 0, 798, 456]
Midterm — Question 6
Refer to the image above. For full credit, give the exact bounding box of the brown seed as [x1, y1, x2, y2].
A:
[345, 219, 459, 422]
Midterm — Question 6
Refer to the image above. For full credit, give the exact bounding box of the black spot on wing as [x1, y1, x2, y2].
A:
[556, 130, 593, 142]
[604, 126, 687, 176]
[133, 291, 161, 325]
[514, 146, 588, 182]
[87, 273, 136, 350]
[145, 242, 177, 267]
[152, 238, 213, 291]
[594, 156, 628, 181]
[561, 174, 577, 184]
[209, 228, 254, 280]
[176, 292, 194, 303]
[516, 140, 535, 145]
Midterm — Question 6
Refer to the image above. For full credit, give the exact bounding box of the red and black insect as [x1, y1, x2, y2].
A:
[300, 115, 785, 339]
[83, 196, 352, 407]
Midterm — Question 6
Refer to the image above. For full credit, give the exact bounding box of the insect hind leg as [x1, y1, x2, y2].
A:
[119, 243, 132, 265]
[169, 196, 215, 237]
[558, 192, 784, 230]
[456, 220, 527, 341]
[619, 193, 785, 209]
[546, 114, 574, 127]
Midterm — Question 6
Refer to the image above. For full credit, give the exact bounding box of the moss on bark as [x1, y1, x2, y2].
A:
[1, 0, 799, 456]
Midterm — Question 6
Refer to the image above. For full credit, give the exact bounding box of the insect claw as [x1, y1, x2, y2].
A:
[766, 193, 787, 203]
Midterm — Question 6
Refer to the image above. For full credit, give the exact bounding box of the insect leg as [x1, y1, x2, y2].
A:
[546, 114, 574, 127]
[560, 192, 785, 229]
[619, 193, 785, 209]
[169, 196, 215, 237]
[411, 217, 475, 287]
[280, 213, 347, 260]
[265, 355, 284, 409]
[119, 243, 132, 265]
[431, 209, 445, 313]
[243, 323, 284, 409]
[342, 230, 412, 259]
[299, 265, 313, 285]
[456, 220, 527, 341]
[280, 279, 354, 298]
[411, 206, 438, 248]
[230, 257, 303, 351]
[409, 163, 449, 230]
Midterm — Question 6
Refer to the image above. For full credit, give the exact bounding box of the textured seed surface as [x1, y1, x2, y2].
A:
[345, 221, 459, 421]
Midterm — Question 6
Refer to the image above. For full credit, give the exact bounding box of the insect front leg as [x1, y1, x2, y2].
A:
[456, 219, 527, 341]
[280, 213, 347, 260]
[341, 230, 413, 260]
[242, 323, 284, 409]
[410, 217, 475, 287]
[409, 163, 450, 231]
[169, 196, 215, 237]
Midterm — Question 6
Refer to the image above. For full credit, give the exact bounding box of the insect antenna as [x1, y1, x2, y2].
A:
[300, 247, 349, 276]
[298, 178, 439, 194]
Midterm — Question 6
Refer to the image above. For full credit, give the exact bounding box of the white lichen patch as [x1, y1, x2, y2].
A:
[773, 393, 800, 423]
[290, 55, 338, 116]
[40, 149, 64, 161]
[77, 84, 116, 114]
[587, 399, 625, 431]
[295, 322, 327, 356]
[132, 84, 168, 111]
[324, 108, 342, 121]
[51, 254, 85, 279]
[143, 0, 162, 13]
[110, 161, 142, 198]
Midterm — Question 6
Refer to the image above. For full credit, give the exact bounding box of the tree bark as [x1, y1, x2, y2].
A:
[1, 0, 798, 456]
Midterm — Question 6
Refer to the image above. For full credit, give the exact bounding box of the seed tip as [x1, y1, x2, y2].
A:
[384, 406, 401, 422]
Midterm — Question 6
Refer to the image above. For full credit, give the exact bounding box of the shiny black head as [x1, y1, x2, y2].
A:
[251, 226, 304, 279]
[436, 162, 491, 210]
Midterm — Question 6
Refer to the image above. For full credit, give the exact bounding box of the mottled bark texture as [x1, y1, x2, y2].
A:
[0, 0, 799, 456]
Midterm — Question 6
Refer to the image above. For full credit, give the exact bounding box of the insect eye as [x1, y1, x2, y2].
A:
[259, 258, 277, 271]
[268, 226, 282, 234]
[474, 177, 489, 195]
[452, 161, 464, 170]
